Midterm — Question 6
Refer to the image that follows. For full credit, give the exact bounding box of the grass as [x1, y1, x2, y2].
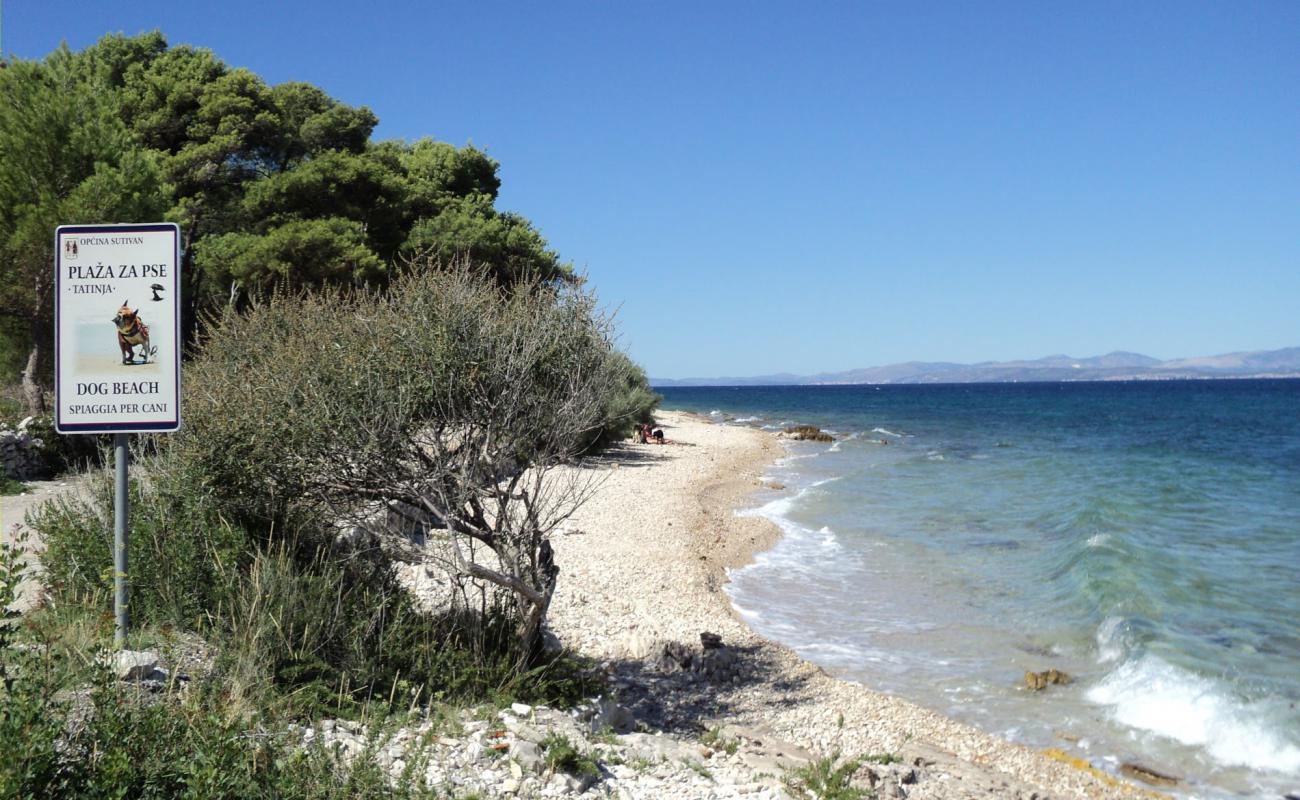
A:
[540, 733, 600, 779]
[699, 725, 739, 755]
[590, 725, 620, 745]
[0, 476, 26, 495]
[0, 393, 24, 423]
[2, 537, 440, 798]
[1, 520, 603, 799]
[783, 752, 872, 800]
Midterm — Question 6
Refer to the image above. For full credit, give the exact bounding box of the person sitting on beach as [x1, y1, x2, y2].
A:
[652, 428, 667, 444]
[636, 423, 649, 444]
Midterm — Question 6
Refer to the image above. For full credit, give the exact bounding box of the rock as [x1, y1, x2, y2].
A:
[778, 425, 834, 443]
[541, 628, 564, 657]
[1024, 668, 1071, 691]
[511, 702, 533, 716]
[700, 631, 723, 650]
[510, 739, 545, 774]
[465, 740, 484, 762]
[655, 640, 695, 672]
[1119, 762, 1179, 787]
[111, 650, 160, 681]
[501, 778, 520, 794]
[591, 697, 636, 734]
[881, 782, 907, 799]
[619, 631, 656, 659]
[563, 772, 597, 793]
[617, 732, 703, 766]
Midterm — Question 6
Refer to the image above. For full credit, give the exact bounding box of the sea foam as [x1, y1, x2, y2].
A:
[1086, 655, 1300, 773]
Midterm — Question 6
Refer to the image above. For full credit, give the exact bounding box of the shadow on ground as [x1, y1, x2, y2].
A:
[598, 637, 814, 735]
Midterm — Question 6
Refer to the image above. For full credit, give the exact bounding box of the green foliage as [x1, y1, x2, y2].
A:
[541, 732, 601, 778]
[0, 665, 442, 798]
[783, 752, 872, 800]
[35, 266, 618, 716]
[403, 196, 571, 285]
[581, 350, 660, 451]
[32, 466, 569, 715]
[0, 477, 26, 496]
[1, 528, 30, 660]
[36, 469, 245, 631]
[1, 32, 609, 411]
[0, 51, 170, 408]
[195, 217, 386, 295]
[0, 320, 28, 384]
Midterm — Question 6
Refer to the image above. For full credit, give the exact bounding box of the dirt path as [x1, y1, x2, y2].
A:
[2, 475, 92, 612]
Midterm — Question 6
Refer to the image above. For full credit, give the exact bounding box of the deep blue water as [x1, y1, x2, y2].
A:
[660, 380, 1300, 799]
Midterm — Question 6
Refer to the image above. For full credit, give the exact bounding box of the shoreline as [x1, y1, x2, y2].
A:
[549, 410, 1157, 799]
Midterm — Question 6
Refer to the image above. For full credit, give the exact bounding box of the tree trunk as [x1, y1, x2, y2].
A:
[517, 566, 558, 662]
[20, 341, 45, 417]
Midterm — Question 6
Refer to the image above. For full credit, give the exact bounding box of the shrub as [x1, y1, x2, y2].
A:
[579, 350, 659, 451]
[34, 262, 625, 712]
[171, 262, 630, 655]
[36, 467, 245, 630]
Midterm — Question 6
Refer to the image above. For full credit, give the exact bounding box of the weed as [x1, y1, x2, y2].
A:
[541, 732, 600, 778]
[783, 752, 872, 800]
[591, 726, 620, 745]
[700, 726, 739, 755]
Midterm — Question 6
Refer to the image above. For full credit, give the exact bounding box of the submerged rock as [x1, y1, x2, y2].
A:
[1023, 668, 1071, 691]
[777, 425, 835, 443]
[1119, 761, 1180, 787]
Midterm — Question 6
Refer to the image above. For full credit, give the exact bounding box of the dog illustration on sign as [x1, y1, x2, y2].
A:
[112, 301, 156, 365]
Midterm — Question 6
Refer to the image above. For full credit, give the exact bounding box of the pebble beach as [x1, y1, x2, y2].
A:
[545, 410, 1160, 799]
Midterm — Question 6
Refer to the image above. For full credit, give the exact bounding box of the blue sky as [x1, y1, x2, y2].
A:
[7, 1, 1298, 378]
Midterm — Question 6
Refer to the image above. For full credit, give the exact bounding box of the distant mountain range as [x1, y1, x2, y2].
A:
[650, 347, 1300, 387]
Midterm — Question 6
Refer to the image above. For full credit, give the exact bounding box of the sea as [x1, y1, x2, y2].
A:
[658, 380, 1300, 799]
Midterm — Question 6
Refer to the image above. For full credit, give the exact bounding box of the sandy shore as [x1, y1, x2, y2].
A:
[549, 410, 1160, 799]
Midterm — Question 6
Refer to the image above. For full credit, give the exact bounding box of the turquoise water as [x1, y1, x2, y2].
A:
[660, 381, 1300, 799]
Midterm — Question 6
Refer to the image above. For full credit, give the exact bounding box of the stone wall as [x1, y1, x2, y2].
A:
[0, 417, 45, 480]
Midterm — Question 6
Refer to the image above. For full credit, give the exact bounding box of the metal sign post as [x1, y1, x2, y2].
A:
[54, 223, 182, 649]
[113, 433, 129, 647]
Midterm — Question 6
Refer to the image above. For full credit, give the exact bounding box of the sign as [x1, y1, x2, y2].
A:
[54, 223, 182, 433]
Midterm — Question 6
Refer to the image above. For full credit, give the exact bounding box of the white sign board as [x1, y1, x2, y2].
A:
[55, 223, 182, 434]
